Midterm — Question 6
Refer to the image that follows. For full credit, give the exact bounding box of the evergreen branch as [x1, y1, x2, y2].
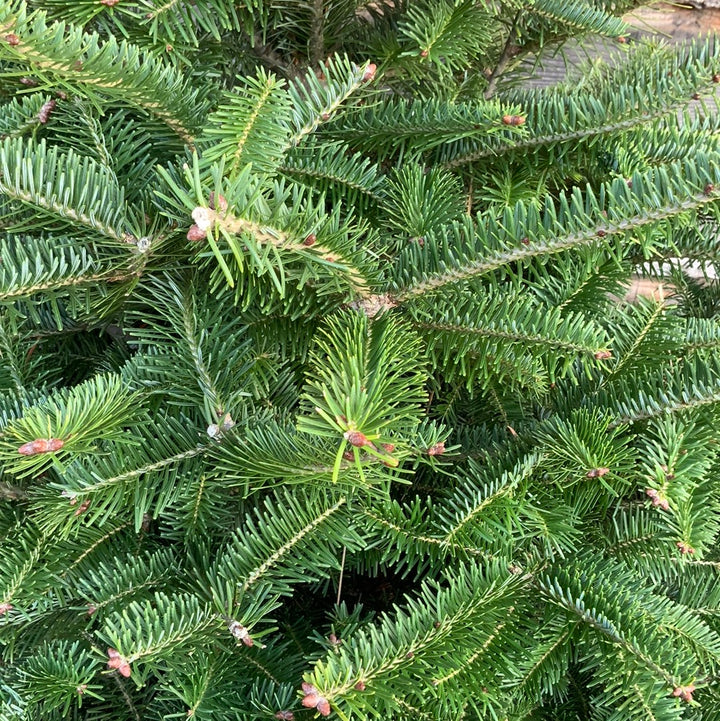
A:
[446, 38, 720, 167]
[527, 0, 626, 36]
[209, 490, 365, 607]
[0, 2, 207, 142]
[391, 156, 720, 301]
[241, 497, 346, 593]
[0, 137, 136, 242]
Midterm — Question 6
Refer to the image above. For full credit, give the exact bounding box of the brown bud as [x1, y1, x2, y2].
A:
[18, 438, 64, 456]
[676, 541, 695, 555]
[704, 183, 715, 195]
[406, 651, 414, 659]
[713, 73, 720, 83]
[186, 224, 207, 242]
[433, 621, 442, 628]
[617, 36, 627, 43]
[0, 602, 13, 615]
[594, 350, 612, 360]
[692, 92, 701, 100]
[427, 442, 445, 456]
[275, 713, 294, 721]
[502, 115, 525, 126]
[381, 443, 395, 453]
[100, 0, 120, 5]
[208, 192, 228, 212]
[321, 112, 330, 121]
[626, 178, 633, 188]
[228, 621, 253, 647]
[4, 34, 20, 46]
[362, 63, 377, 82]
[586, 467, 610, 478]
[74, 499, 91, 516]
[87, 604, 97, 615]
[354, 681, 366, 691]
[19, 77, 37, 86]
[344, 430, 371, 447]
[303, 233, 317, 246]
[596, 229, 607, 238]
[420, 49, 429, 58]
[38, 99, 56, 124]
[521, 236, 530, 245]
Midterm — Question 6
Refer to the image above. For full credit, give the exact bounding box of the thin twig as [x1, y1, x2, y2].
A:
[484, 13, 521, 99]
[336, 545, 347, 606]
[251, 34, 299, 80]
[309, 0, 325, 68]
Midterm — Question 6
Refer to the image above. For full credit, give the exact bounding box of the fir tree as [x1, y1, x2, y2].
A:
[1, 0, 720, 719]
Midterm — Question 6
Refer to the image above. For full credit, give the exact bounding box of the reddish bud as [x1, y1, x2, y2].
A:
[74, 499, 91, 516]
[362, 63, 377, 82]
[107, 648, 131, 677]
[406, 651, 414, 658]
[433, 621, 442, 628]
[586, 467, 609, 478]
[87, 604, 97, 615]
[344, 430, 371, 447]
[301, 683, 331, 716]
[19, 77, 37, 86]
[713, 74, 720, 83]
[521, 236, 530, 245]
[381, 443, 395, 453]
[18, 438, 64, 456]
[692, 92, 701, 100]
[676, 541, 695, 555]
[645, 488, 659, 499]
[328, 633, 340, 647]
[354, 680, 366, 691]
[321, 112, 330, 121]
[100, 0, 120, 5]
[303, 233, 317, 246]
[208, 192, 228, 212]
[617, 36, 627, 43]
[427, 442, 445, 456]
[4, 34, 19, 46]
[502, 115, 525, 126]
[76, 684, 87, 695]
[704, 183, 715, 195]
[596, 229, 607, 238]
[186, 224, 207, 242]
[0, 602, 13, 615]
[275, 713, 294, 721]
[672, 684, 695, 702]
[594, 350, 612, 360]
[342, 450, 354, 461]
[420, 49, 429, 58]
